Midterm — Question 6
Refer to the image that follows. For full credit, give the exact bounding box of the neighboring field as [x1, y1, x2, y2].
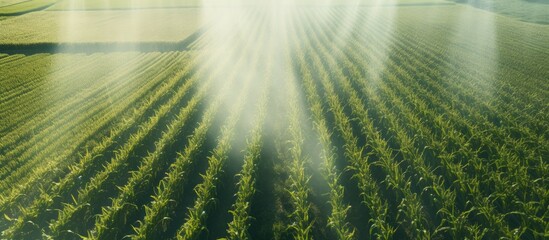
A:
[0, 0, 56, 15]
[450, 0, 549, 24]
[49, 0, 203, 10]
[0, 2, 548, 240]
[0, 0, 26, 7]
[0, 9, 202, 44]
[48, 0, 451, 10]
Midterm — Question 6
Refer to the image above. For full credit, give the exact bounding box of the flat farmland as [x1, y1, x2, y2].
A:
[0, 1, 547, 240]
[48, 0, 451, 10]
[0, 0, 55, 15]
[48, 0, 203, 10]
[0, 9, 202, 44]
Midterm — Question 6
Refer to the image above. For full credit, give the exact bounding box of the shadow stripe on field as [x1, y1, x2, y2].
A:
[0, 30, 203, 55]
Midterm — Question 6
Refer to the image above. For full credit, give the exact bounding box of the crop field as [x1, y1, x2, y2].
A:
[0, 9, 202, 44]
[0, 0, 548, 240]
[448, 0, 549, 24]
[0, 0, 56, 15]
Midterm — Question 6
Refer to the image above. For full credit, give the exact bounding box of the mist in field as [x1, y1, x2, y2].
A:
[451, 3, 499, 98]
[197, 0, 398, 162]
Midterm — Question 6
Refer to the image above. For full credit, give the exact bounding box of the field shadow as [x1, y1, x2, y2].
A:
[0, 2, 56, 16]
[0, 28, 203, 55]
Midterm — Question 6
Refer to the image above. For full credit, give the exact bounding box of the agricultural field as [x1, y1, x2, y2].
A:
[0, 0, 548, 240]
[0, 9, 202, 44]
[449, 0, 549, 24]
[0, 0, 55, 15]
[48, 0, 204, 10]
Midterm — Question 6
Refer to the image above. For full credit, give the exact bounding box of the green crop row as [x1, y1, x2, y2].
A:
[285, 79, 314, 240]
[297, 51, 356, 240]
[225, 76, 270, 240]
[176, 67, 253, 240]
